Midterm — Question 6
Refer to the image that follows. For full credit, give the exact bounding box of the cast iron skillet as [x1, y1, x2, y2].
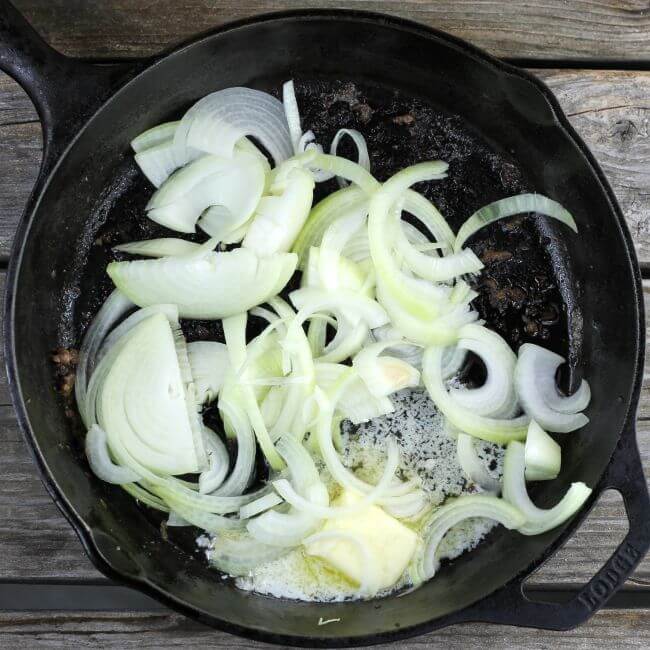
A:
[1, 1, 649, 645]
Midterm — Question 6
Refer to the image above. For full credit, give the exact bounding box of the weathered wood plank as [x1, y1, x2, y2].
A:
[11, 0, 650, 61]
[0, 69, 648, 266]
[0, 608, 647, 648]
[537, 70, 650, 270]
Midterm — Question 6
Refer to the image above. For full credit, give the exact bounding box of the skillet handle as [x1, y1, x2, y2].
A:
[458, 422, 650, 631]
[0, 0, 137, 177]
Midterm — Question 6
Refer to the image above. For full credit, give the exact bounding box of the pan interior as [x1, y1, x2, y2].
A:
[11, 14, 639, 643]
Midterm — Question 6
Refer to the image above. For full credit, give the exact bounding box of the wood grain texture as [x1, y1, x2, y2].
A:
[537, 69, 650, 269]
[0, 608, 647, 648]
[10, 0, 650, 61]
[0, 68, 648, 265]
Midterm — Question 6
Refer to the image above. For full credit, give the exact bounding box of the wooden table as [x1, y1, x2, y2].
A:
[1, 1, 649, 647]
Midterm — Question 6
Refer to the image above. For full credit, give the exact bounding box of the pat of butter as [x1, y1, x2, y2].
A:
[304, 490, 418, 591]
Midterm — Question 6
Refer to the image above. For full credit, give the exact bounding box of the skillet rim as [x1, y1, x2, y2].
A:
[3, 8, 645, 646]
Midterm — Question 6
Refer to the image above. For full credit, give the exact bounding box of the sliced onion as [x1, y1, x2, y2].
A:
[197, 205, 248, 243]
[293, 186, 368, 268]
[502, 441, 591, 535]
[174, 87, 293, 167]
[422, 346, 529, 444]
[146, 149, 266, 234]
[311, 153, 380, 195]
[412, 494, 525, 581]
[131, 121, 179, 153]
[289, 287, 388, 330]
[75, 290, 134, 428]
[514, 343, 589, 433]
[210, 533, 291, 576]
[276, 435, 321, 495]
[449, 324, 518, 418]
[330, 129, 371, 188]
[372, 325, 423, 369]
[352, 340, 420, 398]
[198, 426, 230, 494]
[315, 363, 394, 425]
[239, 493, 284, 520]
[368, 164, 455, 333]
[107, 248, 297, 319]
[456, 433, 501, 493]
[393, 201, 483, 282]
[243, 164, 315, 256]
[134, 140, 179, 188]
[247, 507, 323, 547]
[114, 238, 201, 258]
[283, 80, 303, 154]
[215, 384, 256, 496]
[85, 425, 142, 485]
[403, 190, 456, 251]
[187, 341, 230, 405]
[455, 193, 578, 252]
[96, 312, 207, 476]
[524, 420, 561, 482]
[155, 486, 243, 533]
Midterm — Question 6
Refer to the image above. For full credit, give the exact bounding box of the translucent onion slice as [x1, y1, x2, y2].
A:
[97, 313, 206, 476]
[214, 383, 256, 496]
[315, 363, 394, 425]
[197, 205, 248, 243]
[393, 203, 483, 282]
[330, 129, 371, 188]
[313, 387, 419, 505]
[198, 426, 230, 494]
[131, 121, 179, 152]
[449, 324, 518, 418]
[502, 441, 591, 535]
[402, 189, 456, 251]
[372, 325, 423, 369]
[107, 248, 297, 320]
[454, 193, 578, 252]
[524, 420, 561, 482]
[311, 153, 380, 195]
[146, 150, 266, 234]
[352, 340, 420, 398]
[422, 346, 530, 444]
[154, 487, 244, 533]
[456, 433, 501, 493]
[289, 287, 388, 330]
[85, 425, 142, 485]
[376, 281, 477, 347]
[187, 341, 230, 405]
[276, 435, 321, 495]
[239, 492, 284, 520]
[368, 162, 449, 314]
[210, 534, 291, 576]
[114, 238, 201, 258]
[247, 507, 323, 547]
[174, 87, 293, 167]
[243, 165, 315, 255]
[293, 186, 368, 268]
[525, 420, 562, 481]
[75, 290, 134, 428]
[282, 80, 303, 154]
[412, 495, 525, 581]
[134, 140, 179, 188]
[514, 344, 589, 433]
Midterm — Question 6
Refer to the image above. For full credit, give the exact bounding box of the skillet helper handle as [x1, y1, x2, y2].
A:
[463, 423, 650, 631]
[0, 0, 136, 176]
